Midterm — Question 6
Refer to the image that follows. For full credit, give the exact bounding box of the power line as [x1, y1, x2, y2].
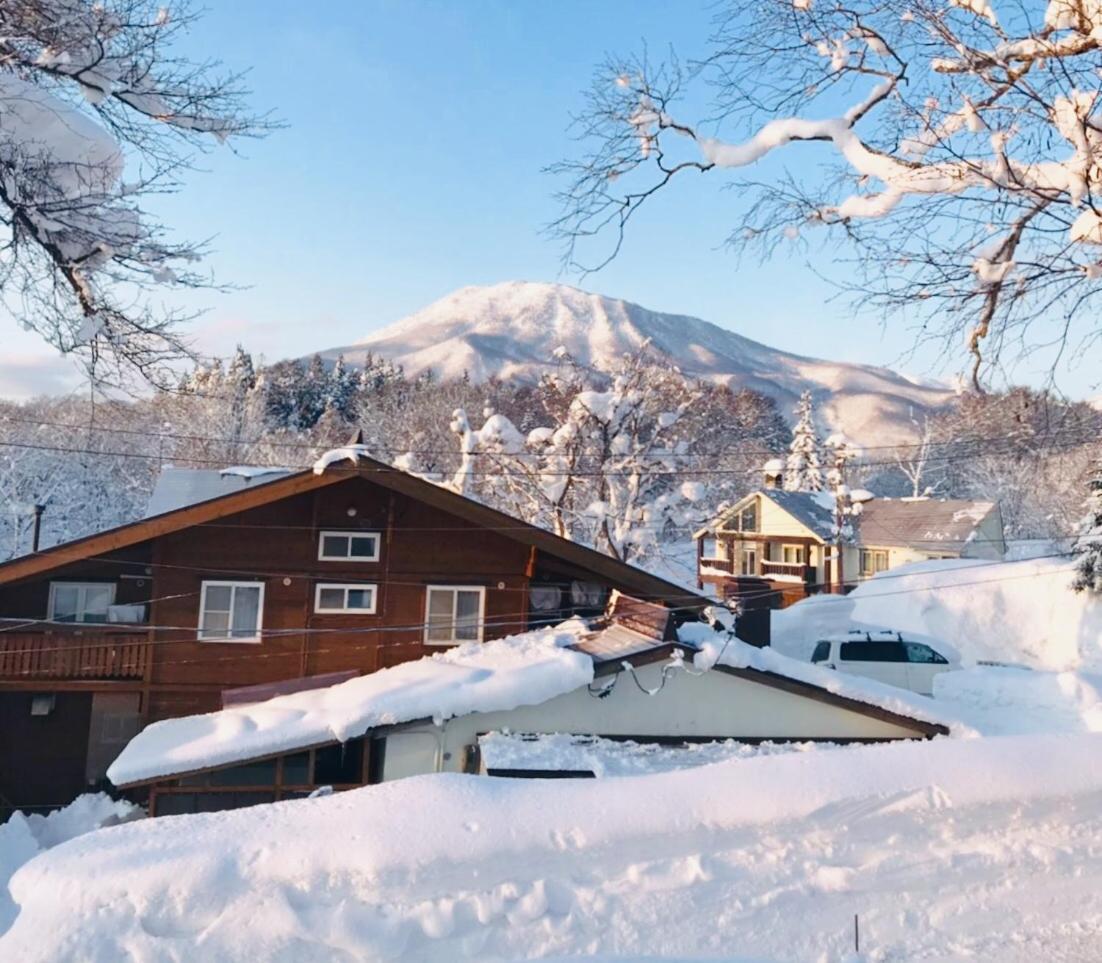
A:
[1, 410, 1098, 459]
[0, 432, 1096, 476]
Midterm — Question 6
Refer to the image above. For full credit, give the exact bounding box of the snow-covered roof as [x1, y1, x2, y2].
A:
[679, 623, 965, 734]
[713, 490, 1000, 551]
[759, 489, 838, 540]
[109, 621, 597, 786]
[109, 617, 957, 787]
[856, 498, 999, 552]
[144, 467, 292, 518]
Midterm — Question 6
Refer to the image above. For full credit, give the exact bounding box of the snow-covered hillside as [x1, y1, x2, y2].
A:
[318, 281, 956, 443]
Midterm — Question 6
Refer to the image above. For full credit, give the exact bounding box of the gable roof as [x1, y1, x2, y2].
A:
[855, 498, 1000, 552]
[0, 454, 708, 611]
[108, 620, 952, 787]
[705, 490, 1001, 553]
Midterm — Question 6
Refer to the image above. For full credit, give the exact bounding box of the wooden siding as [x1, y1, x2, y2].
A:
[0, 629, 149, 681]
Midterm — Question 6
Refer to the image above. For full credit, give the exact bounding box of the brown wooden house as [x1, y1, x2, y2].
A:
[0, 450, 706, 814]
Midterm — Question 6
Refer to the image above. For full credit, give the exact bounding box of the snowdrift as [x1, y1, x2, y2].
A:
[775, 556, 1102, 671]
[5, 734, 1102, 961]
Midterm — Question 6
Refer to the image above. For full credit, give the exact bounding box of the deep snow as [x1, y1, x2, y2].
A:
[5, 734, 1102, 961]
[773, 555, 1102, 670]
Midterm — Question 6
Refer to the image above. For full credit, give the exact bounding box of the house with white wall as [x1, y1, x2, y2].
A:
[694, 479, 1005, 606]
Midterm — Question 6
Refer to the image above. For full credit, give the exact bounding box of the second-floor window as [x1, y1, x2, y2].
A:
[314, 583, 377, 614]
[49, 582, 116, 623]
[736, 502, 758, 533]
[199, 581, 265, 643]
[424, 586, 485, 645]
[318, 531, 380, 562]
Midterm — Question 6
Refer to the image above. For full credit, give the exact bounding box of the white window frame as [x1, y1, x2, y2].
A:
[423, 585, 486, 646]
[48, 582, 116, 623]
[859, 549, 890, 577]
[314, 582, 378, 614]
[317, 530, 381, 562]
[198, 580, 265, 644]
[781, 544, 805, 565]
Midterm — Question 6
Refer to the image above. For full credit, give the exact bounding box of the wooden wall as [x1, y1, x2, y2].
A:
[142, 476, 534, 720]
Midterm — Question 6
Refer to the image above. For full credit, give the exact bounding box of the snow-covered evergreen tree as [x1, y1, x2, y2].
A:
[327, 355, 359, 423]
[1072, 460, 1102, 594]
[784, 391, 823, 492]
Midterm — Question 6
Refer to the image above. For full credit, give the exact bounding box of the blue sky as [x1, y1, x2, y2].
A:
[3, 1, 1097, 399]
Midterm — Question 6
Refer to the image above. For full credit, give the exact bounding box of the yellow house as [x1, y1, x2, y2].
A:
[694, 488, 1005, 606]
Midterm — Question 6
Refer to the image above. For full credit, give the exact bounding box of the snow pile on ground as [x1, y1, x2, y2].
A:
[934, 666, 1102, 735]
[680, 623, 968, 734]
[1, 794, 141, 934]
[774, 556, 1102, 670]
[478, 732, 838, 777]
[109, 620, 593, 785]
[6, 734, 1102, 961]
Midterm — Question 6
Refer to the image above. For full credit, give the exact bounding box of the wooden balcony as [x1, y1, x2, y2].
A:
[760, 560, 814, 583]
[698, 556, 733, 575]
[0, 628, 150, 682]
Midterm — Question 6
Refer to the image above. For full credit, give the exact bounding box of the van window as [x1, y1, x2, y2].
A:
[810, 641, 832, 663]
[839, 640, 908, 662]
[905, 642, 949, 665]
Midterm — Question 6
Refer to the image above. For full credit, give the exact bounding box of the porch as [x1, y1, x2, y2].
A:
[699, 535, 817, 584]
[0, 627, 151, 682]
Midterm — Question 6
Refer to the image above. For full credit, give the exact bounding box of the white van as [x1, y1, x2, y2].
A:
[809, 631, 958, 696]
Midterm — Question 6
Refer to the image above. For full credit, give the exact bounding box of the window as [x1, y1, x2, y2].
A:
[198, 581, 264, 642]
[859, 549, 890, 577]
[839, 640, 908, 663]
[736, 502, 758, 533]
[318, 531, 380, 562]
[905, 642, 949, 665]
[424, 585, 486, 645]
[314, 583, 377, 614]
[781, 544, 805, 565]
[48, 582, 115, 623]
[739, 547, 758, 576]
[810, 641, 832, 663]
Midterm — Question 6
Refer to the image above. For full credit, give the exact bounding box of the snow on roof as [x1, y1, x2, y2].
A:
[759, 489, 838, 540]
[678, 623, 968, 735]
[109, 611, 958, 787]
[723, 490, 998, 551]
[312, 444, 374, 475]
[856, 498, 997, 551]
[108, 621, 595, 786]
[144, 467, 292, 518]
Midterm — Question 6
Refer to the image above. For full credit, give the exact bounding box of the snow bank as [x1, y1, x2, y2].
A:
[109, 620, 593, 785]
[934, 666, 1102, 735]
[1, 794, 140, 934]
[7, 734, 1102, 961]
[775, 556, 1102, 671]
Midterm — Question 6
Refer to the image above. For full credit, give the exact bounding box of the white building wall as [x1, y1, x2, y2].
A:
[381, 661, 927, 781]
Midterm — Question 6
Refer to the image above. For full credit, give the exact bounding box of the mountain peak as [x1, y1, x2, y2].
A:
[317, 281, 953, 444]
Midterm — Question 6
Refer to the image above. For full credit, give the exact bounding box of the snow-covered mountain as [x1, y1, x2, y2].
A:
[318, 281, 956, 443]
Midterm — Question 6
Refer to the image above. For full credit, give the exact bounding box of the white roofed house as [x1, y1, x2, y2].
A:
[694, 468, 1005, 608]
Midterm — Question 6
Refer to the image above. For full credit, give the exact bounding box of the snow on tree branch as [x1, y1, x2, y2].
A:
[0, 1, 273, 389]
[552, 0, 1102, 389]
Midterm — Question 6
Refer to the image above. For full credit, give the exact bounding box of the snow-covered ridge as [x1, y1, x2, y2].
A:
[315, 281, 956, 444]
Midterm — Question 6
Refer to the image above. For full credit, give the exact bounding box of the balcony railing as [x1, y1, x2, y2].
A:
[760, 560, 815, 583]
[0, 628, 150, 681]
[698, 556, 733, 575]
